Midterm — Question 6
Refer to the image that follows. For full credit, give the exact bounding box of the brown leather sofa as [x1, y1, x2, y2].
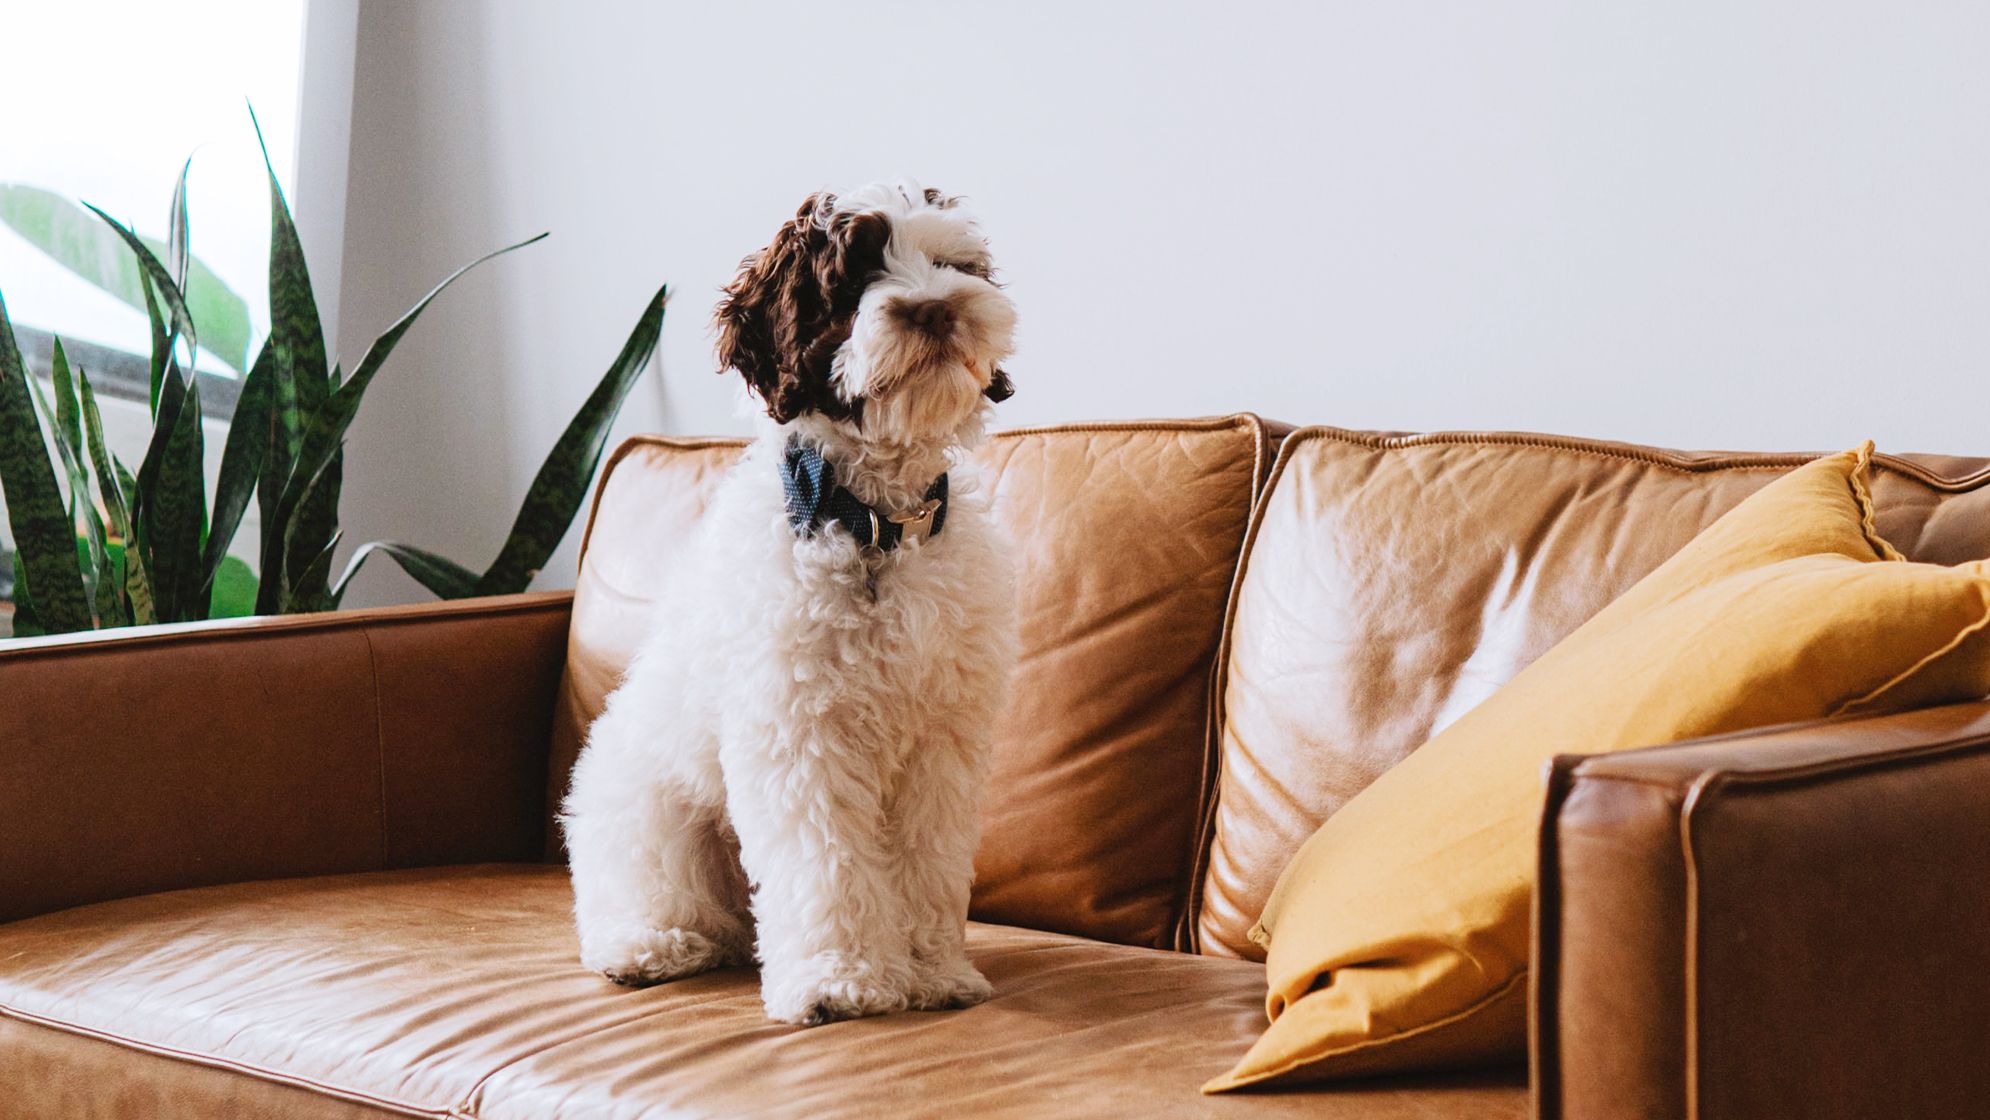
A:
[5, 415, 1989, 1119]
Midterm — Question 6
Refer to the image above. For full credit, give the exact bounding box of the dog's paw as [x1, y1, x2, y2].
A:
[582, 925, 742, 987]
[907, 957, 993, 1011]
[762, 954, 912, 1026]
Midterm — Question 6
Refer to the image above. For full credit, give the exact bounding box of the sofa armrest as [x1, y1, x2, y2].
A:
[1534, 699, 1990, 1120]
[0, 592, 571, 924]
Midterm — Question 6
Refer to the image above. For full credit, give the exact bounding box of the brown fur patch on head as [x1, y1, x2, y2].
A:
[714, 193, 891, 423]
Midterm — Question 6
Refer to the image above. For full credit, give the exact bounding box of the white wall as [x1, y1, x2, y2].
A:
[329, 0, 1990, 604]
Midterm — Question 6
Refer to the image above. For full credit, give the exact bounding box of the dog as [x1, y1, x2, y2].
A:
[562, 181, 1020, 1027]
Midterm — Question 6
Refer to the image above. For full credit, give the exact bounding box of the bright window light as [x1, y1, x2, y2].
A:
[0, 0, 308, 378]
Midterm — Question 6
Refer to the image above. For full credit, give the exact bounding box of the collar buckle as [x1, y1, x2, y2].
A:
[888, 498, 943, 545]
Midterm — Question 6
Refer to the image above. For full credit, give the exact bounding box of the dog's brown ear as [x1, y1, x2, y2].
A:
[714, 195, 822, 423]
[715, 193, 889, 424]
[816, 209, 889, 304]
[984, 366, 1015, 403]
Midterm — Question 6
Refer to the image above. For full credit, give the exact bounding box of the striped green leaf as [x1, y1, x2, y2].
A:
[206, 339, 273, 590]
[250, 104, 328, 420]
[333, 540, 478, 606]
[282, 531, 341, 614]
[82, 202, 198, 373]
[136, 371, 208, 621]
[254, 352, 304, 610]
[167, 158, 191, 295]
[0, 289, 90, 633]
[269, 233, 545, 609]
[283, 446, 341, 610]
[27, 353, 112, 625]
[50, 338, 81, 451]
[78, 367, 152, 625]
[476, 284, 665, 595]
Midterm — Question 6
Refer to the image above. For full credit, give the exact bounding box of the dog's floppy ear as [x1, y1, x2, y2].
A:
[715, 195, 822, 423]
[715, 193, 889, 424]
[984, 367, 1015, 402]
[815, 209, 889, 306]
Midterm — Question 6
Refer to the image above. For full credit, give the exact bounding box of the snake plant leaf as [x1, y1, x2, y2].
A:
[332, 540, 478, 606]
[11, 560, 45, 637]
[270, 232, 547, 606]
[141, 275, 169, 416]
[250, 104, 329, 420]
[206, 339, 273, 587]
[50, 338, 81, 451]
[167, 158, 191, 296]
[134, 359, 183, 531]
[255, 351, 304, 606]
[78, 367, 152, 625]
[282, 446, 341, 611]
[0, 185, 250, 374]
[82, 202, 197, 373]
[26, 361, 111, 625]
[135, 370, 208, 621]
[28, 352, 89, 504]
[0, 289, 90, 633]
[282, 530, 341, 614]
[155, 374, 209, 621]
[475, 283, 666, 595]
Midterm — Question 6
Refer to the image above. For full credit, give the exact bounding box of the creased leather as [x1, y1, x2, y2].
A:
[1199, 430, 1990, 957]
[0, 866, 1525, 1120]
[1538, 699, 1990, 1120]
[0, 593, 571, 926]
[547, 418, 1269, 948]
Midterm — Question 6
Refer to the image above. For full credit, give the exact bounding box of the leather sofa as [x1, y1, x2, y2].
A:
[4, 415, 1989, 1119]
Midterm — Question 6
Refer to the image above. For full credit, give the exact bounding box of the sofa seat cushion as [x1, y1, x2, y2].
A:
[0, 866, 1523, 1120]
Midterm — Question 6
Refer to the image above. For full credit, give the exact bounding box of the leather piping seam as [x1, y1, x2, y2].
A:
[1295, 426, 1990, 491]
[1180, 420, 1310, 956]
[579, 415, 1267, 567]
[1529, 755, 1584, 1120]
[1673, 729, 1990, 1120]
[0, 1003, 452, 1118]
[0, 593, 572, 662]
[1171, 413, 1268, 951]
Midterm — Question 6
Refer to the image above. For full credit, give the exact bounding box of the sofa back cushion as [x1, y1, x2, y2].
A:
[549, 416, 1271, 949]
[1195, 429, 1990, 957]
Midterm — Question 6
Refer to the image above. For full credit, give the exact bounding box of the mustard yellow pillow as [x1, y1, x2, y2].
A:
[1206, 443, 1990, 1092]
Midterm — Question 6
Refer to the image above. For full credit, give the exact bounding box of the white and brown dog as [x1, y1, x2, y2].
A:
[563, 182, 1019, 1026]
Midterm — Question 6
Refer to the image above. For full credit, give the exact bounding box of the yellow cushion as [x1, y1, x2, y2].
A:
[1205, 443, 1990, 1092]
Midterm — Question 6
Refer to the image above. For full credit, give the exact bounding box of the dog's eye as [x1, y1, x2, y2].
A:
[936, 259, 992, 279]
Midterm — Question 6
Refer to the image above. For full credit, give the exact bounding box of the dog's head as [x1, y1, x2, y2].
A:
[715, 182, 1017, 446]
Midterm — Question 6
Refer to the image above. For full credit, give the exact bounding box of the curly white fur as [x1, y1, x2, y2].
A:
[564, 182, 1019, 1026]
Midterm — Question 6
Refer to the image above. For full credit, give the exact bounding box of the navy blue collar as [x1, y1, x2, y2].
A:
[781, 438, 949, 552]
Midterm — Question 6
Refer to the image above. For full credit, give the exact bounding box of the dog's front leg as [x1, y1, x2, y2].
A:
[565, 654, 754, 987]
[722, 723, 917, 1026]
[890, 725, 995, 1011]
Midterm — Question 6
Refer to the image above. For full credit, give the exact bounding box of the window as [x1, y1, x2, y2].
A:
[0, 0, 310, 415]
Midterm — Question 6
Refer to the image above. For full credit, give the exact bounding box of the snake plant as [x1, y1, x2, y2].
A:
[0, 110, 663, 637]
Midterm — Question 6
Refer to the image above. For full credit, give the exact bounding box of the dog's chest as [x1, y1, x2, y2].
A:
[780, 528, 997, 706]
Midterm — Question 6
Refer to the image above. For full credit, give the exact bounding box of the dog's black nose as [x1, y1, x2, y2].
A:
[902, 299, 956, 335]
